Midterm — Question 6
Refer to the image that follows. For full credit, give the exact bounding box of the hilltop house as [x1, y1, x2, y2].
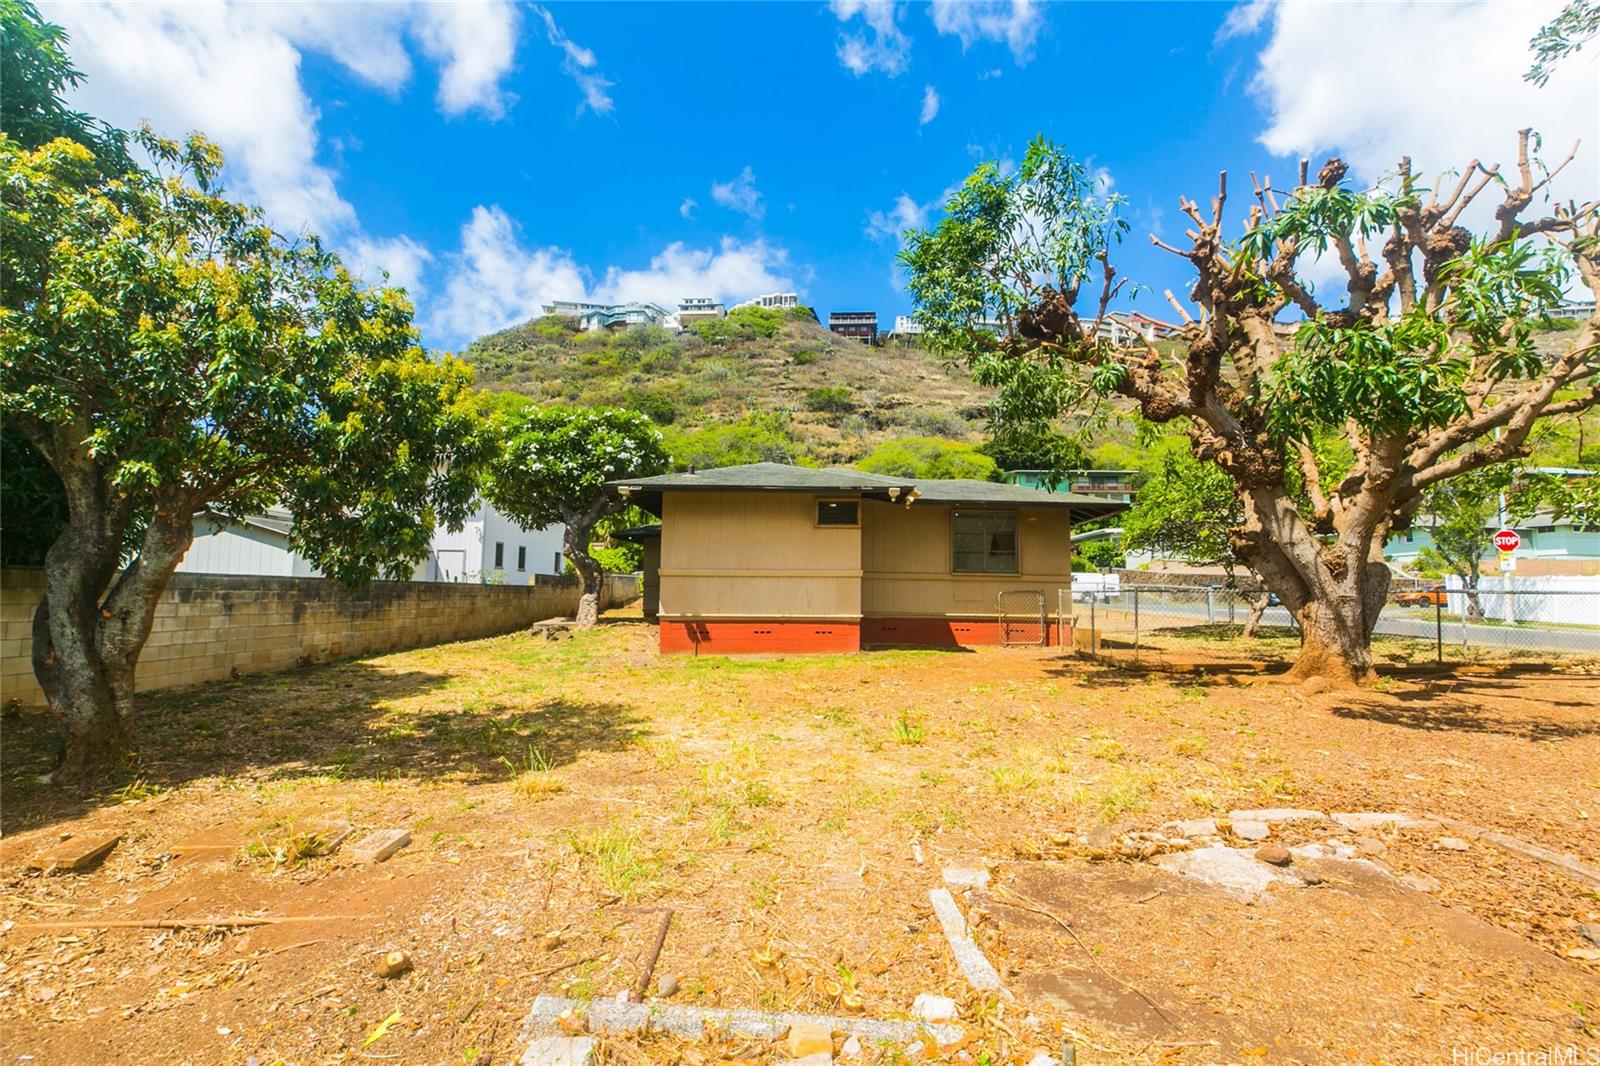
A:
[732, 292, 800, 311]
[577, 302, 675, 332]
[178, 502, 565, 584]
[605, 462, 1126, 653]
[677, 297, 725, 329]
[828, 311, 878, 344]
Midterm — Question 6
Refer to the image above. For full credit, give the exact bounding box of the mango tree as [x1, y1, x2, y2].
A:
[1, 126, 489, 781]
[902, 134, 1598, 684]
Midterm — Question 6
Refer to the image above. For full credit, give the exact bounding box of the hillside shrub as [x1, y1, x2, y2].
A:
[691, 318, 744, 344]
[857, 437, 999, 480]
[805, 385, 854, 413]
[665, 413, 804, 469]
[728, 304, 785, 338]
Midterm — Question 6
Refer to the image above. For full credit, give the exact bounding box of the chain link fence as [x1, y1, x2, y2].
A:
[1061, 582, 1600, 671]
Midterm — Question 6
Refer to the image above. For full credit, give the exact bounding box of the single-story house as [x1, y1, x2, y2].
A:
[606, 462, 1127, 654]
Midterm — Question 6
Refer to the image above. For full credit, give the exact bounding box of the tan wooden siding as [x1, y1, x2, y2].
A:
[659, 493, 862, 620]
[860, 500, 1071, 617]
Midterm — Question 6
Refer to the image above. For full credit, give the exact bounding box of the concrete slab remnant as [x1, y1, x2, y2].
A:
[518, 995, 963, 1052]
[351, 828, 412, 864]
[1161, 818, 1218, 839]
[927, 888, 1011, 997]
[941, 867, 990, 889]
[912, 994, 958, 1023]
[1475, 831, 1600, 890]
[1230, 820, 1271, 842]
[1229, 808, 1325, 824]
[520, 1036, 596, 1066]
[1330, 811, 1435, 833]
[29, 833, 121, 873]
[1155, 845, 1296, 900]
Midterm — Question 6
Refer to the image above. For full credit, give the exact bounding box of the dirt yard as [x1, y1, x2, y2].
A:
[2, 617, 1597, 1064]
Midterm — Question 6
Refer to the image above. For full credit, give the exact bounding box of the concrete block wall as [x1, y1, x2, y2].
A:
[0, 568, 640, 709]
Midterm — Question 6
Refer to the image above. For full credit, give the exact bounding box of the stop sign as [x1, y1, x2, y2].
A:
[1493, 528, 1521, 552]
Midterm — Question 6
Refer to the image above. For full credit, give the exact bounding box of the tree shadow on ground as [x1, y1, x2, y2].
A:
[1, 656, 647, 835]
[1043, 651, 1293, 686]
[1330, 667, 1600, 741]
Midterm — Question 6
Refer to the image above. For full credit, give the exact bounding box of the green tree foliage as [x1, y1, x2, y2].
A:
[663, 413, 804, 469]
[1121, 453, 1241, 574]
[0, 0, 126, 167]
[980, 430, 1088, 484]
[2, 124, 489, 779]
[483, 406, 668, 623]
[726, 304, 785, 338]
[901, 134, 1600, 682]
[857, 437, 999, 480]
[1527, 0, 1600, 85]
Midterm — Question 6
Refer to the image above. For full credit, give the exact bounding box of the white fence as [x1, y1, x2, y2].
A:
[1444, 574, 1600, 626]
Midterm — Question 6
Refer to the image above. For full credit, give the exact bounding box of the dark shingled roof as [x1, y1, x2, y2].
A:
[611, 462, 911, 494]
[606, 462, 1128, 519]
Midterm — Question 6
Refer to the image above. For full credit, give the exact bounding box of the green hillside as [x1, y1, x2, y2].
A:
[459, 311, 993, 464]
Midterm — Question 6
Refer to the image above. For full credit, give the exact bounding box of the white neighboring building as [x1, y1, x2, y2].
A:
[178, 503, 566, 584]
[732, 292, 800, 311]
[677, 297, 726, 329]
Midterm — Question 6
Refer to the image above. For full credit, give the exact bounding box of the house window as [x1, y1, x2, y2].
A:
[554, 551, 563, 572]
[517, 545, 527, 571]
[952, 510, 1019, 574]
[817, 499, 859, 527]
[494, 542, 504, 568]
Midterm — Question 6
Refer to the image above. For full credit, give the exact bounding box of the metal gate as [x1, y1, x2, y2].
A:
[998, 589, 1047, 646]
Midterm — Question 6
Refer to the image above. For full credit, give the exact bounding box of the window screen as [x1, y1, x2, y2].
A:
[952, 510, 1018, 573]
[817, 500, 859, 526]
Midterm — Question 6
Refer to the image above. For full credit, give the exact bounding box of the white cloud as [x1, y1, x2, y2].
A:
[413, 2, 521, 118]
[1215, 0, 1271, 44]
[40, 0, 522, 305]
[710, 166, 765, 219]
[830, 0, 911, 76]
[919, 84, 941, 125]
[928, 1, 1043, 64]
[866, 193, 933, 243]
[598, 238, 795, 308]
[679, 198, 698, 219]
[1244, 0, 1595, 224]
[345, 234, 435, 299]
[432, 206, 590, 342]
[427, 207, 797, 344]
[532, 5, 614, 115]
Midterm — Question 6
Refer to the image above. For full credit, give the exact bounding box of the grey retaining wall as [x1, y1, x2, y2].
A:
[0, 568, 639, 708]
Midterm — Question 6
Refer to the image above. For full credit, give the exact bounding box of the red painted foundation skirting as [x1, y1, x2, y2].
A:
[658, 618, 1066, 653]
[863, 617, 1064, 647]
[660, 621, 861, 654]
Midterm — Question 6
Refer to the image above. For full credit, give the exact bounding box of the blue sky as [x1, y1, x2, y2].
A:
[44, 1, 1597, 351]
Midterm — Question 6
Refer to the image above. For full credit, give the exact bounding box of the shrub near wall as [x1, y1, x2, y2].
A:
[0, 569, 640, 708]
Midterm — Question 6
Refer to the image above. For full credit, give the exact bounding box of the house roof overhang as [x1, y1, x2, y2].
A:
[605, 462, 1130, 520]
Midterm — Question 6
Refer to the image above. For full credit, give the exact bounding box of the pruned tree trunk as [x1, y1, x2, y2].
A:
[1241, 589, 1270, 639]
[562, 520, 602, 629]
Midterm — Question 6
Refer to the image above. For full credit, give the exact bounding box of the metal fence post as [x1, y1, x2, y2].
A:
[1206, 587, 1214, 626]
[1089, 593, 1096, 657]
[1440, 592, 1452, 659]
[1133, 587, 1141, 654]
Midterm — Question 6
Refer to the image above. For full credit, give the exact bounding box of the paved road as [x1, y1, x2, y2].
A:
[1078, 596, 1600, 654]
